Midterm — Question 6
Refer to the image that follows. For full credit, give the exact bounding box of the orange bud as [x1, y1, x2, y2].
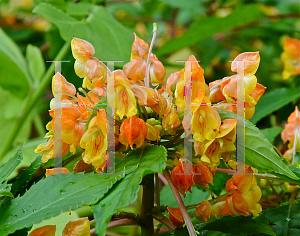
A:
[119, 115, 148, 149]
[142, 54, 166, 85]
[131, 33, 149, 60]
[166, 71, 180, 96]
[283, 38, 300, 60]
[71, 37, 95, 63]
[123, 57, 145, 81]
[29, 225, 56, 236]
[73, 159, 93, 173]
[52, 72, 76, 99]
[62, 217, 90, 236]
[171, 159, 195, 197]
[194, 162, 214, 187]
[46, 168, 70, 177]
[195, 200, 211, 222]
[231, 52, 260, 76]
[231, 192, 249, 216]
[167, 207, 184, 227]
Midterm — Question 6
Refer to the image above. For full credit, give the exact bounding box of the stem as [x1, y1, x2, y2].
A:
[0, 42, 70, 159]
[90, 219, 137, 235]
[158, 173, 168, 185]
[155, 173, 161, 218]
[267, 180, 282, 203]
[33, 109, 45, 137]
[142, 105, 149, 119]
[137, 105, 144, 120]
[145, 23, 158, 87]
[164, 129, 184, 148]
[79, 87, 94, 105]
[152, 214, 176, 230]
[209, 75, 233, 93]
[163, 169, 196, 236]
[140, 174, 155, 236]
[61, 150, 84, 167]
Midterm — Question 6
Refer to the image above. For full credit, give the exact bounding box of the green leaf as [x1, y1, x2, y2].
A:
[0, 182, 13, 198]
[261, 126, 283, 144]
[218, 110, 298, 181]
[11, 156, 43, 196]
[202, 215, 276, 236]
[26, 45, 45, 81]
[0, 148, 22, 183]
[263, 202, 300, 236]
[0, 173, 122, 235]
[92, 145, 167, 236]
[208, 171, 230, 196]
[33, 3, 133, 66]
[161, 185, 209, 208]
[250, 88, 300, 125]
[156, 4, 263, 56]
[0, 28, 31, 98]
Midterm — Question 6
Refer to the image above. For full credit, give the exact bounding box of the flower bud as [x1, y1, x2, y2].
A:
[145, 123, 160, 141]
[284, 182, 299, 193]
[73, 159, 92, 173]
[46, 168, 70, 177]
[29, 225, 56, 236]
[171, 159, 195, 197]
[195, 200, 211, 222]
[167, 207, 184, 227]
[62, 217, 90, 236]
[231, 52, 260, 76]
[52, 72, 76, 98]
[194, 162, 214, 187]
[71, 37, 95, 63]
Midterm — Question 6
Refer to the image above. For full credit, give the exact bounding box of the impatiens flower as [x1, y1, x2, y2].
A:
[141, 54, 166, 85]
[62, 217, 90, 236]
[175, 55, 208, 111]
[46, 168, 70, 177]
[73, 159, 93, 173]
[29, 225, 56, 236]
[171, 159, 195, 197]
[194, 162, 215, 187]
[167, 207, 184, 227]
[80, 109, 107, 168]
[131, 33, 149, 59]
[107, 70, 137, 119]
[194, 119, 236, 170]
[145, 123, 160, 141]
[195, 200, 211, 222]
[71, 37, 95, 63]
[166, 71, 180, 96]
[231, 51, 260, 76]
[162, 108, 181, 133]
[191, 90, 221, 143]
[119, 115, 148, 149]
[52, 72, 76, 99]
[281, 38, 300, 80]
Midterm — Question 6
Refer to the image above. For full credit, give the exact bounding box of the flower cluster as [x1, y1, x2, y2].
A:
[281, 38, 300, 80]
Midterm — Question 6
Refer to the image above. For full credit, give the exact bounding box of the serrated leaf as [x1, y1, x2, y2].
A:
[263, 202, 300, 236]
[0, 148, 22, 183]
[250, 88, 300, 124]
[0, 182, 13, 198]
[11, 156, 43, 196]
[218, 110, 298, 181]
[261, 126, 283, 144]
[0, 172, 122, 236]
[0, 28, 31, 98]
[156, 4, 263, 57]
[26, 45, 45, 81]
[92, 145, 167, 236]
[33, 3, 133, 66]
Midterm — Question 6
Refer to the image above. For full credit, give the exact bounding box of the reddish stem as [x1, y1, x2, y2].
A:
[158, 173, 168, 185]
[152, 214, 176, 230]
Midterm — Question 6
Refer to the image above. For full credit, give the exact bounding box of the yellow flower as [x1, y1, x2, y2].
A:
[281, 38, 300, 80]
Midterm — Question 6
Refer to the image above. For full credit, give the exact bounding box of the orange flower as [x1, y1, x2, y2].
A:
[162, 108, 181, 134]
[71, 37, 95, 63]
[231, 51, 260, 76]
[46, 168, 70, 177]
[80, 109, 107, 168]
[167, 207, 184, 227]
[131, 33, 149, 59]
[194, 162, 214, 187]
[77, 93, 99, 120]
[191, 90, 221, 143]
[166, 71, 180, 96]
[281, 38, 300, 80]
[175, 55, 208, 111]
[107, 70, 137, 119]
[141, 54, 166, 85]
[195, 200, 211, 222]
[119, 115, 148, 149]
[62, 217, 90, 236]
[52, 72, 76, 99]
[29, 225, 56, 236]
[171, 159, 195, 197]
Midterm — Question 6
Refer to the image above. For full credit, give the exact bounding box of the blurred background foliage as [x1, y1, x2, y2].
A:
[0, 0, 299, 234]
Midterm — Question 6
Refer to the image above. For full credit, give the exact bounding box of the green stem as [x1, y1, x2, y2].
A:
[142, 106, 149, 119]
[33, 109, 45, 137]
[0, 42, 70, 159]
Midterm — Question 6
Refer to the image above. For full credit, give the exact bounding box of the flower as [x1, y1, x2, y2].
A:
[281, 38, 300, 80]
[62, 217, 90, 236]
[195, 200, 211, 222]
[119, 115, 148, 149]
[194, 162, 215, 187]
[71, 37, 95, 63]
[171, 159, 195, 197]
[167, 207, 184, 227]
[52, 72, 76, 99]
[107, 70, 137, 119]
[191, 90, 221, 143]
[46, 168, 70, 177]
[29, 225, 56, 236]
[80, 109, 107, 168]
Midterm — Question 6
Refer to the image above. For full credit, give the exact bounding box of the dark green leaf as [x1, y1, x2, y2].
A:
[0, 173, 122, 235]
[92, 145, 167, 236]
[0, 148, 22, 183]
[33, 3, 133, 66]
[0, 182, 13, 198]
[26, 45, 45, 81]
[263, 202, 300, 236]
[250, 88, 300, 125]
[261, 127, 283, 144]
[208, 171, 230, 196]
[218, 110, 298, 181]
[156, 4, 264, 56]
[0, 28, 31, 98]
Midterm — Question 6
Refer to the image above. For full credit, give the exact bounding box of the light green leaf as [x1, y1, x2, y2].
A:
[0, 173, 122, 235]
[92, 145, 167, 236]
[33, 3, 133, 66]
[156, 4, 263, 56]
[0, 28, 31, 98]
[250, 88, 300, 124]
[261, 126, 283, 144]
[263, 202, 300, 236]
[0, 148, 22, 183]
[26, 45, 46, 81]
[218, 110, 298, 181]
